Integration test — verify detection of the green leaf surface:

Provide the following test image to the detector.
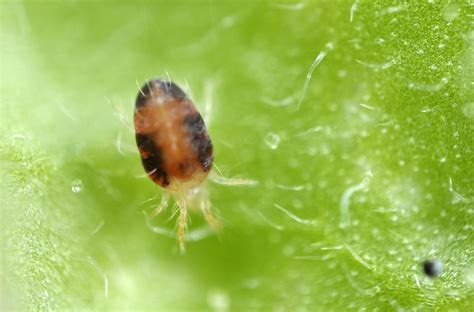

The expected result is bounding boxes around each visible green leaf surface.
[1,0,473,310]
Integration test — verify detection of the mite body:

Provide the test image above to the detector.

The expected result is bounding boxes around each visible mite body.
[134,79,217,252]
[134,79,213,191]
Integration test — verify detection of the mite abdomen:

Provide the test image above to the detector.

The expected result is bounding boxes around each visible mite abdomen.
[134,79,213,191]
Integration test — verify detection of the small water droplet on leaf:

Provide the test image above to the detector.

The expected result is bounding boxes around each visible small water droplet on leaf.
[71,179,83,193]
[265,132,280,150]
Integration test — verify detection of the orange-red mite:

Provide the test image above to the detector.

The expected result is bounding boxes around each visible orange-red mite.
[134,79,213,191]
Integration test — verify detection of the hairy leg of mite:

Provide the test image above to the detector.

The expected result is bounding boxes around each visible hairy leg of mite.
[177,198,187,253]
[200,198,221,231]
[208,171,258,187]
[149,192,170,219]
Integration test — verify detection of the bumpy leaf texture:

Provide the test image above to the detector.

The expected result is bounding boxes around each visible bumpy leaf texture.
[1,0,473,310]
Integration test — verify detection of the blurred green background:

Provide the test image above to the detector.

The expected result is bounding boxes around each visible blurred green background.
[1,0,473,310]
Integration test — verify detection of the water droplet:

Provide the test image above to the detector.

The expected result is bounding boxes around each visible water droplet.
[71,179,83,193]
[264,132,280,150]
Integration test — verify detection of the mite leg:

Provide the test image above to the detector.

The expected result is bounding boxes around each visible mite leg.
[149,192,170,219]
[208,170,258,187]
[177,198,188,253]
[200,198,221,231]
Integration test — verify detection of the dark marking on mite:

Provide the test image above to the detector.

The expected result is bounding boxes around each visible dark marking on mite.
[135,79,188,110]
[183,114,213,172]
[135,133,169,186]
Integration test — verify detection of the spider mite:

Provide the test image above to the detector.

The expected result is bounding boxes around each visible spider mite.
[134,78,219,252]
